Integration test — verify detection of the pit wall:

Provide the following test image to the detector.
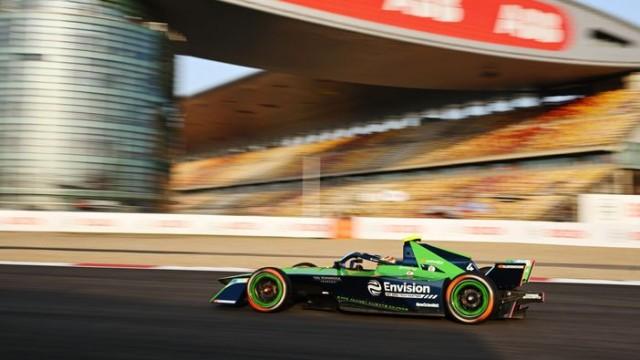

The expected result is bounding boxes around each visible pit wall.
[0,211,637,249]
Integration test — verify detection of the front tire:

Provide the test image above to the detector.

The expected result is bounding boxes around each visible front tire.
[246,267,291,313]
[445,273,496,324]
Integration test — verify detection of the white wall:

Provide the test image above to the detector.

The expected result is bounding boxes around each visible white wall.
[351,217,639,248]
[0,211,637,248]
[578,194,640,223]
[0,211,335,238]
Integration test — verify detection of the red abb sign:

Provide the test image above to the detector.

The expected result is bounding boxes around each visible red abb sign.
[280,0,571,50]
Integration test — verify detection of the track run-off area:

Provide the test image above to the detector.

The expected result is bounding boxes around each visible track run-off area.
[1,265,639,360]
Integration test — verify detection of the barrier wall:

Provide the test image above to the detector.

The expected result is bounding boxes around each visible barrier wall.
[0,211,637,248]
[351,217,640,248]
[578,194,640,223]
[0,211,335,238]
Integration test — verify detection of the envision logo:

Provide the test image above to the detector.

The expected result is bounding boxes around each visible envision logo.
[368,280,433,298]
[367,280,382,296]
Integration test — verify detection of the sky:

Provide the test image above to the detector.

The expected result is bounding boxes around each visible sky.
[173,0,640,97]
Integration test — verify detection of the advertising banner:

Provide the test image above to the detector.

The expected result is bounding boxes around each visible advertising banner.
[280,0,571,50]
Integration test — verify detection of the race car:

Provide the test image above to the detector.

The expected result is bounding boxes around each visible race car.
[210,237,544,324]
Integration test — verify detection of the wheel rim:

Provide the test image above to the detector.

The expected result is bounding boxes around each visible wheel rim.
[249,272,284,309]
[451,279,490,318]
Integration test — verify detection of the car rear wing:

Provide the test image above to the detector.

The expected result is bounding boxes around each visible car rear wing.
[485,260,535,290]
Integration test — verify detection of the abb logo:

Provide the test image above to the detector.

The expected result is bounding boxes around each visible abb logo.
[494,4,565,43]
[280,0,571,50]
[3,216,42,225]
[627,204,640,218]
[219,222,259,230]
[155,220,189,228]
[291,223,329,232]
[545,229,585,239]
[465,226,504,235]
[383,0,464,23]
[383,224,423,233]
[76,218,114,227]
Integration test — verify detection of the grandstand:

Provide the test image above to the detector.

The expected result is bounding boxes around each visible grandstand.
[171,83,640,221]
[163,0,640,222]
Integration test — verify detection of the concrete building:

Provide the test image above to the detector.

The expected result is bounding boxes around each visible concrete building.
[0,0,176,211]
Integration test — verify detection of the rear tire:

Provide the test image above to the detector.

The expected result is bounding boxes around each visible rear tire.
[246,267,291,313]
[445,273,496,324]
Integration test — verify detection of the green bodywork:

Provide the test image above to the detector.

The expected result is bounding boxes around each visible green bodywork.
[282,239,466,281]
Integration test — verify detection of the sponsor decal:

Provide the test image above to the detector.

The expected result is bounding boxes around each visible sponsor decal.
[545,229,585,239]
[424,260,444,265]
[522,293,543,300]
[155,219,189,228]
[337,296,409,312]
[382,224,422,233]
[280,0,571,50]
[313,276,342,284]
[497,264,525,269]
[76,218,114,227]
[291,223,329,231]
[626,204,640,218]
[416,302,439,308]
[3,216,42,225]
[368,280,434,299]
[218,222,259,230]
[384,281,431,298]
[368,280,383,296]
[465,226,504,235]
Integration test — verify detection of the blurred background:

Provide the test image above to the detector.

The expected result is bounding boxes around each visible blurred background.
[1,2,639,359]
[0,0,638,222]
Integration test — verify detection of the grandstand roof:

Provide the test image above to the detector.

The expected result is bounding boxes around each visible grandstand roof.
[179,72,501,153]
[148,0,640,90]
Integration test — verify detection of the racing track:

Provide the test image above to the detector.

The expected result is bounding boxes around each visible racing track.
[1,265,638,360]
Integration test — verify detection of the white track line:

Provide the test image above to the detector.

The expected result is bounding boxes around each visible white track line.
[0,260,637,286]
[0,260,76,268]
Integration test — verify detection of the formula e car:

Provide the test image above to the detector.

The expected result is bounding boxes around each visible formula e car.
[210,237,544,324]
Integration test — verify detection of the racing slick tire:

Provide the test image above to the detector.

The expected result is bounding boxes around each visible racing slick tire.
[445,273,497,324]
[246,267,292,313]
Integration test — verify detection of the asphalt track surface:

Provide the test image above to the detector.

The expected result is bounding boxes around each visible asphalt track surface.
[1,266,639,360]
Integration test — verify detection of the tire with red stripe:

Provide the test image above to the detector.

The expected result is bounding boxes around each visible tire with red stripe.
[246,267,292,313]
[445,273,497,324]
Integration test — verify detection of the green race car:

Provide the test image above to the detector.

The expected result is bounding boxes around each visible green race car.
[211,236,544,324]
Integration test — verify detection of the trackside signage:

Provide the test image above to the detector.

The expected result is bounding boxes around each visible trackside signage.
[279,0,571,51]
[578,194,640,223]
[0,211,638,248]
[0,211,335,238]
[352,217,640,248]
